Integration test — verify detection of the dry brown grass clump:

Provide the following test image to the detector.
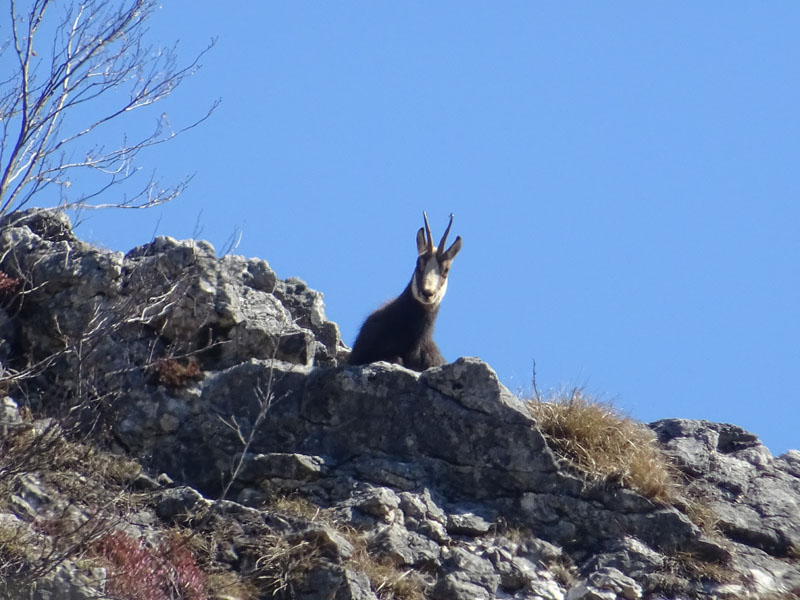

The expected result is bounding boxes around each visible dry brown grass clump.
[245,531,321,598]
[269,494,325,522]
[346,534,429,600]
[0,421,143,510]
[186,495,431,600]
[261,495,429,599]
[526,389,680,504]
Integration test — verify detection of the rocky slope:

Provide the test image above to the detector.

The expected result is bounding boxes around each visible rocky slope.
[0,209,798,600]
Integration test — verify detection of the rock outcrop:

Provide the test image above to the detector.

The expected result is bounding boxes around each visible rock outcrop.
[0,209,798,600]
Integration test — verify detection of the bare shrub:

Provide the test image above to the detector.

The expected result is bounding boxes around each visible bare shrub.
[0,0,218,218]
[0,414,149,591]
[0,420,65,484]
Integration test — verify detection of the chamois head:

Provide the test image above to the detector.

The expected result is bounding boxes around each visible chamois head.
[411,212,462,307]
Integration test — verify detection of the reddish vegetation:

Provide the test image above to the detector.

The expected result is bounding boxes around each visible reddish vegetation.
[153,357,203,390]
[0,270,19,296]
[93,531,206,600]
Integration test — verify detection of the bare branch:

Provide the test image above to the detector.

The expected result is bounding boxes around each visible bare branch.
[0,0,216,219]
[216,321,296,506]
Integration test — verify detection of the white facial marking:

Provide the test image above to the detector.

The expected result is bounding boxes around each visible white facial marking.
[412,254,448,305]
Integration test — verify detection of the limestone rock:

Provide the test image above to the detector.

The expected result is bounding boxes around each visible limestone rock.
[567,567,642,600]
[369,522,441,566]
[1,210,799,600]
[447,510,493,536]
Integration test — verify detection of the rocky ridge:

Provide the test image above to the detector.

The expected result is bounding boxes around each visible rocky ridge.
[0,209,798,600]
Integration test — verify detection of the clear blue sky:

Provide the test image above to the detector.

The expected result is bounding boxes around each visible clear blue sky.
[71,4,798,455]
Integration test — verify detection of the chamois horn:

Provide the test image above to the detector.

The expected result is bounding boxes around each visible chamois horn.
[422,211,434,254]
[437,213,455,257]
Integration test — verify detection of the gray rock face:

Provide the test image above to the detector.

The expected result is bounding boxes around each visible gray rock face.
[1,210,799,600]
[566,567,642,600]
[0,396,22,430]
[6,561,108,600]
[652,418,800,596]
[0,210,344,379]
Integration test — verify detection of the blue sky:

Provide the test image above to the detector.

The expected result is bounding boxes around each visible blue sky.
[64,4,798,455]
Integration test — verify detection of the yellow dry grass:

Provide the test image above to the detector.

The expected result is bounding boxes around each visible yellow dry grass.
[347,534,428,600]
[526,389,680,504]
[263,494,428,600]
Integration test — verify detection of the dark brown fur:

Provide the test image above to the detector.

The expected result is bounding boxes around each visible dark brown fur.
[348,280,445,371]
[348,212,461,372]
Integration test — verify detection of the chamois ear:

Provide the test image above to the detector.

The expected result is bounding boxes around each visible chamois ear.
[444,236,462,261]
[416,227,428,256]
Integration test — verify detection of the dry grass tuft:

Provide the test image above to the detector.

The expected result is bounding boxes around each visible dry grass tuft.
[527,389,680,504]
[665,550,746,595]
[205,570,258,600]
[346,532,429,600]
[250,532,321,597]
[0,422,145,513]
[788,543,800,560]
[0,517,35,576]
[170,523,259,600]
[262,495,429,599]
[673,485,720,534]
[269,494,325,522]
[359,559,428,600]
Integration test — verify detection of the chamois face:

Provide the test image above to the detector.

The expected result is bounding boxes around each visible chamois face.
[411,252,451,305]
[411,213,462,306]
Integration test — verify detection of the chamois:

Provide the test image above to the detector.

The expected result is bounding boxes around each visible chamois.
[349,212,462,371]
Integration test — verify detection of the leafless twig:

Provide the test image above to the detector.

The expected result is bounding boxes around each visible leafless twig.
[0,0,218,219]
[531,358,542,402]
[218,352,281,504]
